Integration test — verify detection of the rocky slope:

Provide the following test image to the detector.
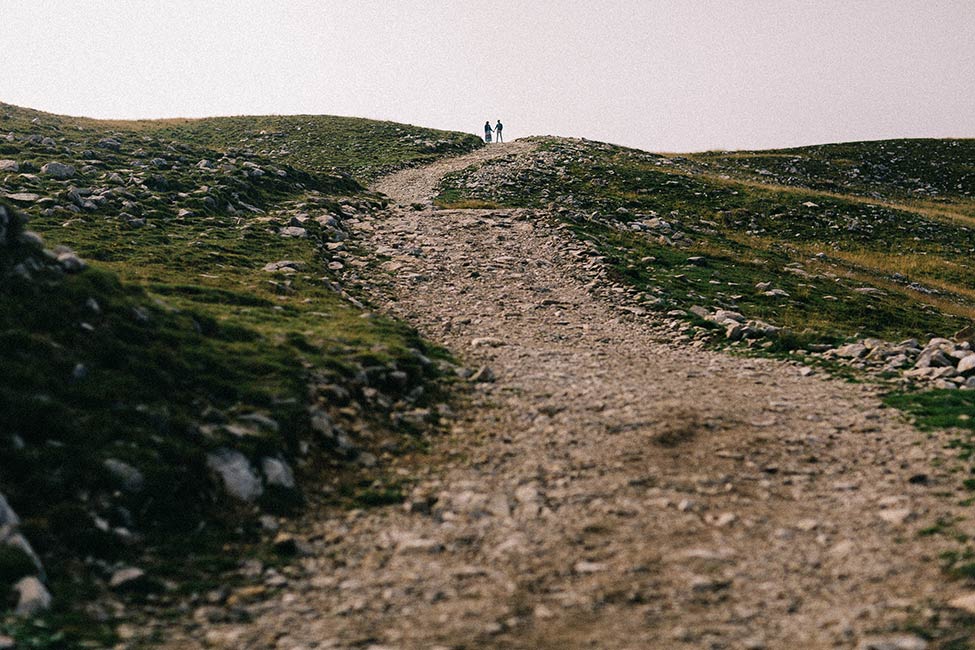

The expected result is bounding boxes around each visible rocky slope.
[0,104,479,647]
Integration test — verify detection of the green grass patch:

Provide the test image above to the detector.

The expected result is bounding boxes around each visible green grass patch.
[886,391,975,432]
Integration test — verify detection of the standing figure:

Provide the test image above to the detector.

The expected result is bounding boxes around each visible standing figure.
[495,120,504,143]
[484,121,493,143]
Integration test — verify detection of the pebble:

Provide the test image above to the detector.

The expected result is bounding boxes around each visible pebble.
[109,567,147,590]
[878,508,913,525]
[856,635,927,650]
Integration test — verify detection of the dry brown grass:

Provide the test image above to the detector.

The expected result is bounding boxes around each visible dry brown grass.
[436,198,502,210]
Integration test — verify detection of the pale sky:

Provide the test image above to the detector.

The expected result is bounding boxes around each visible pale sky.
[2,0,973,152]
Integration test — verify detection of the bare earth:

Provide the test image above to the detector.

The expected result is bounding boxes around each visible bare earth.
[169,143,973,649]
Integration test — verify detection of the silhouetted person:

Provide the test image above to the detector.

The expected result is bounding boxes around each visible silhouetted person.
[495,120,504,143]
[484,121,492,143]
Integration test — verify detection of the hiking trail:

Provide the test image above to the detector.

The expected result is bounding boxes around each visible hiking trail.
[168,142,970,650]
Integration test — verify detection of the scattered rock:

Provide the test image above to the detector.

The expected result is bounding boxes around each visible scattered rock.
[109,567,148,591]
[856,635,927,650]
[4,192,39,203]
[279,226,308,238]
[13,576,52,617]
[958,355,975,375]
[206,448,264,502]
[40,162,75,179]
[103,458,145,494]
[573,561,607,573]
[471,337,504,348]
[263,260,304,272]
[56,251,87,273]
[878,508,913,525]
[273,533,299,556]
[469,366,496,383]
[261,457,296,489]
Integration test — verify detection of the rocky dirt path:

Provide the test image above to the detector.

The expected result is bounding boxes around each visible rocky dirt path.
[172,143,972,650]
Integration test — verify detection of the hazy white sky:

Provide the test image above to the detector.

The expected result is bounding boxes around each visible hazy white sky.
[2,1,973,151]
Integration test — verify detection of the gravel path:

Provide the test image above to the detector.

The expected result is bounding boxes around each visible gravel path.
[172,143,972,650]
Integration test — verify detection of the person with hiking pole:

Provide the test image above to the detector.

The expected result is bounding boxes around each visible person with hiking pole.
[495,119,504,143]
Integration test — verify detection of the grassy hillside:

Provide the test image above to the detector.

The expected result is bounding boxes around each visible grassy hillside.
[437,136,975,347]
[0,103,477,646]
[0,103,483,182]
[685,138,975,211]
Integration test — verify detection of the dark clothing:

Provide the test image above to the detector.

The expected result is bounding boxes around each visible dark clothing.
[495,121,504,143]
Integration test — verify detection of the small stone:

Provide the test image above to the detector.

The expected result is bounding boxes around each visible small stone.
[0,635,15,649]
[690,576,731,593]
[713,512,737,527]
[471,337,503,348]
[57,251,87,273]
[0,159,19,172]
[273,533,299,556]
[206,448,263,501]
[396,537,442,554]
[834,343,868,359]
[109,567,147,591]
[279,226,307,238]
[725,323,743,341]
[856,634,927,650]
[469,366,495,383]
[947,592,975,614]
[96,138,121,151]
[878,508,913,525]
[4,192,39,203]
[261,457,295,489]
[573,560,607,573]
[103,458,145,493]
[262,260,303,272]
[13,576,52,616]
[40,162,75,179]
